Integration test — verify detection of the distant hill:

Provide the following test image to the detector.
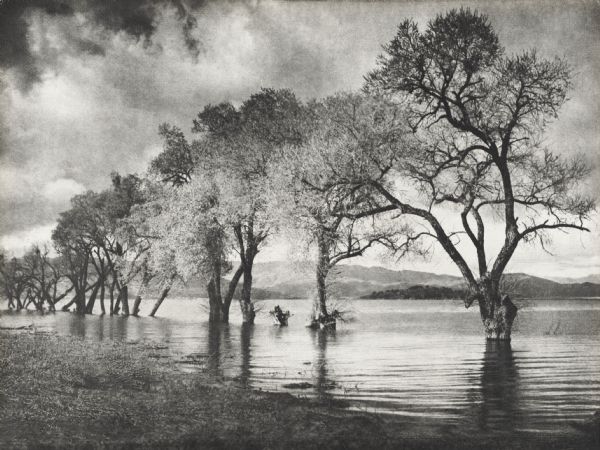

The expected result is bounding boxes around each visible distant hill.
[361,272,600,300]
[169,262,600,300]
[549,274,600,284]
[247,262,464,299]
[500,273,600,299]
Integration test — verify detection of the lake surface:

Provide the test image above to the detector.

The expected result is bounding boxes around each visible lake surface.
[2,298,599,434]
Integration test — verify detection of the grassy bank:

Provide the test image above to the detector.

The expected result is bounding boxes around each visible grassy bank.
[0,330,596,449]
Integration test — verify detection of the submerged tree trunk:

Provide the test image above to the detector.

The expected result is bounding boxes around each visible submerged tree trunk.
[99,280,106,315]
[207,258,227,323]
[224,264,243,323]
[85,282,100,314]
[109,276,117,315]
[113,289,121,315]
[132,272,151,317]
[62,295,77,311]
[75,289,86,315]
[232,219,265,325]
[120,285,129,316]
[131,293,142,316]
[207,277,225,322]
[309,232,335,330]
[470,276,518,341]
[149,285,171,317]
[240,260,255,324]
[482,294,517,340]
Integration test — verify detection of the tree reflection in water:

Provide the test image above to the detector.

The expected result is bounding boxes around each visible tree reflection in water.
[477,340,521,432]
[312,329,337,402]
[239,323,254,387]
[206,321,232,379]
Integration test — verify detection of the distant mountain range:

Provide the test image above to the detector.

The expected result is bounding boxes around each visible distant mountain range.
[171,262,600,300]
[549,274,600,284]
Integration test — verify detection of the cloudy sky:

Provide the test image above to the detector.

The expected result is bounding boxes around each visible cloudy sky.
[0,0,598,278]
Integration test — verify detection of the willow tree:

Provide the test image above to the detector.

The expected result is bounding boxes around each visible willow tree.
[351,9,595,340]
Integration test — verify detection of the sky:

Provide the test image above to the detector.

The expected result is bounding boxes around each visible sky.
[0,0,598,278]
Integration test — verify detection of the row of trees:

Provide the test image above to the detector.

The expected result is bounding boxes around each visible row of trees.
[1,9,594,340]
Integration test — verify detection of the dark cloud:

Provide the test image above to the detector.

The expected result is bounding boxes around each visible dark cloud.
[0,0,204,91]
[0,0,72,90]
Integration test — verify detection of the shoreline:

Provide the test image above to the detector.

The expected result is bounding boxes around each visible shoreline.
[0,329,597,449]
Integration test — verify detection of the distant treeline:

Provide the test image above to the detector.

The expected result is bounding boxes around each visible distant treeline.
[361,285,467,300]
[361,282,600,300]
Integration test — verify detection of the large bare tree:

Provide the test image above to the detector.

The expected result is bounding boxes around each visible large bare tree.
[336,9,594,340]
[271,93,413,328]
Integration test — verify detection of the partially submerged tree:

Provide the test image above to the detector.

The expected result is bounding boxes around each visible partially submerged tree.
[0,251,29,310]
[192,88,305,323]
[144,176,240,322]
[150,89,305,323]
[272,93,414,329]
[50,174,148,316]
[20,245,71,311]
[126,180,181,318]
[349,8,596,340]
[52,198,96,315]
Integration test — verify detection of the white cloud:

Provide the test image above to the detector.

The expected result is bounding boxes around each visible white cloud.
[42,178,86,202]
[0,223,55,256]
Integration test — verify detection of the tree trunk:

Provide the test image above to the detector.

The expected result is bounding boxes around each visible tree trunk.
[309,232,335,330]
[206,260,231,323]
[132,294,142,316]
[120,285,129,316]
[99,280,106,315]
[149,286,171,317]
[240,261,255,324]
[61,293,78,311]
[15,295,23,311]
[207,277,225,323]
[75,288,86,315]
[224,264,243,323]
[475,277,518,341]
[109,276,117,315]
[85,282,100,314]
[114,289,121,315]
[132,275,150,317]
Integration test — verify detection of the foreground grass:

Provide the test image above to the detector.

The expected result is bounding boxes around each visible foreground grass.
[0,330,596,449]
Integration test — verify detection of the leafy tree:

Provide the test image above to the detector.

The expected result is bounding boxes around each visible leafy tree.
[143,175,240,322]
[52,196,97,314]
[51,174,147,315]
[271,93,415,328]
[192,88,306,322]
[347,8,596,340]
[149,88,306,323]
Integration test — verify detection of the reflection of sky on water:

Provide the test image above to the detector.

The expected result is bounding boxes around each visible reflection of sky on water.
[1,298,599,433]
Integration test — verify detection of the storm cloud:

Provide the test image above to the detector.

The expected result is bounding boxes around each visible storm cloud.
[0,0,204,91]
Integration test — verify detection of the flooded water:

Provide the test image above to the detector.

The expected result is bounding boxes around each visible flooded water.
[2,298,599,434]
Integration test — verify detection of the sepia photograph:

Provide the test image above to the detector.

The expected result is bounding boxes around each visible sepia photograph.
[0,0,599,448]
